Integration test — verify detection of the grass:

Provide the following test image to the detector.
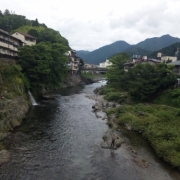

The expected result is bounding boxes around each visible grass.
[107,103,180,168]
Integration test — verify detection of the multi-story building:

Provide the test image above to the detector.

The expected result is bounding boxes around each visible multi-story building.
[12,32,36,46]
[68,50,80,74]
[0,29,23,59]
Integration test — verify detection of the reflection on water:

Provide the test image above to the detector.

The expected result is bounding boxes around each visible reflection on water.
[0,81,179,180]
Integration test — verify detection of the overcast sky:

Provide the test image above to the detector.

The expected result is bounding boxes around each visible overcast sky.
[1,0,180,51]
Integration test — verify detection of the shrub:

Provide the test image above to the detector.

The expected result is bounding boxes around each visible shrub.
[99,87,117,95]
[104,92,120,101]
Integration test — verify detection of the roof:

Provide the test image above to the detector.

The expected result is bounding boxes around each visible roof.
[16,32,36,39]
[167,61,180,66]
[0,29,23,43]
[0,29,9,35]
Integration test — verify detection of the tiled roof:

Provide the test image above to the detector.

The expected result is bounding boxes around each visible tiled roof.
[17,32,36,39]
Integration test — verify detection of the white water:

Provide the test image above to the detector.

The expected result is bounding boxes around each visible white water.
[28,91,38,106]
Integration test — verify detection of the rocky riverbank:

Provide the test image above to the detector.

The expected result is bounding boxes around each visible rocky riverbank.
[86,93,151,168]
[86,92,123,149]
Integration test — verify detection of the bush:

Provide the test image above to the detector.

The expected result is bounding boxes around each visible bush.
[155,88,180,108]
[99,87,117,95]
[104,92,120,101]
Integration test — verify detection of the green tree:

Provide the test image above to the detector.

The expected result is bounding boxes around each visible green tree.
[79,58,85,67]
[0,10,3,16]
[4,9,10,15]
[118,63,177,101]
[37,28,69,46]
[32,18,39,26]
[17,42,69,91]
[106,53,130,89]
[28,29,39,38]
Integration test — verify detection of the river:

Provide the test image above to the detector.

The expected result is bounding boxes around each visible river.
[0,81,179,180]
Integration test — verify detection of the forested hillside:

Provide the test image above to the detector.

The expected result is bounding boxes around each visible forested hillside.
[0,9,69,47]
[0,9,70,95]
[149,42,180,59]
[136,34,180,51]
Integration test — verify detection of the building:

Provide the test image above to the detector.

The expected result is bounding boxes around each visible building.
[99,59,112,68]
[157,52,177,63]
[12,32,36,46]
[0,29,23,59]
[124,58,160,72]
[68,50,81,74]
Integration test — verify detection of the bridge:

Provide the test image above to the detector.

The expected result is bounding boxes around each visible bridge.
[80,67,108,73]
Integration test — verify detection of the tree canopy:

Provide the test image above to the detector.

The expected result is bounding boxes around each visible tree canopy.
[106,53,177,102]
[17,42,69,91]
[0,9,47,32]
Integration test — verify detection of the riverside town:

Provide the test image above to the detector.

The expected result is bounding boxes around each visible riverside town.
[0,7,180,180]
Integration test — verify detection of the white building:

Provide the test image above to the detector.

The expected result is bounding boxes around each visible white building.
[0,29,23,58]
[99,59,112,68]
[157,52,177,63]
[12,32,36,46]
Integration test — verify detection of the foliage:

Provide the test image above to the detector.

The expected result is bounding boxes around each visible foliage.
[0,10,47,32]
[36,28,69,46]
[106,53,177,102]
[17,42,69,91]
[14,25,45,34]
[79,58,85,67]
[106,52,130,89]
[99,86,117,95]
[14,25,69,47]
[104,92,120,101]
[0,61,25,96]
[81,72,94,79]
[154,88,180,108]
[108,104,180,167]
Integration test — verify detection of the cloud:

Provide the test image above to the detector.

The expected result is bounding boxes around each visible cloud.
[1,0,180,51]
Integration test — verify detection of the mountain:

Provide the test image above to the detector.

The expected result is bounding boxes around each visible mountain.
[77,41,130,65]
[77,34,180,65]
[123,45,152,57]
[148,42,180,60]
[76,50,90,60]
[136,34,180,52]
[77,34,180,64]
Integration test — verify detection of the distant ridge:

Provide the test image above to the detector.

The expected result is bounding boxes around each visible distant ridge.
[77,34,180,65]
[77,40,130,64]
[149,42,180,60]
[136,34,180,51]
[76,50,90,60]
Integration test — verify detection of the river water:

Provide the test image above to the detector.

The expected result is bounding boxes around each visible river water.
[0,81,180,180]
